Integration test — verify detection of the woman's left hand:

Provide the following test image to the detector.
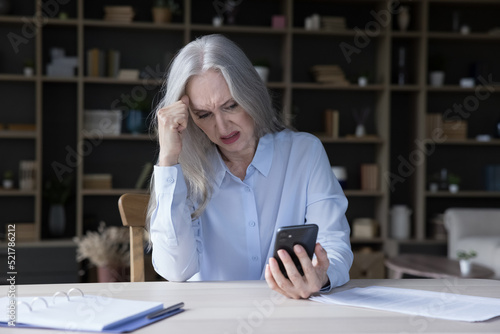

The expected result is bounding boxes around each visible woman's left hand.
[265,243,329,299]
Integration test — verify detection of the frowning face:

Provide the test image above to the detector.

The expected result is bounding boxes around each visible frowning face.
[186,69,257,160]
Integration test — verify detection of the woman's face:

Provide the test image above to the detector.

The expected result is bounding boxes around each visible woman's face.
[186,69,257,159]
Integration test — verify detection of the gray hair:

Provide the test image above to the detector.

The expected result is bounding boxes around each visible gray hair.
[147,34,285,230]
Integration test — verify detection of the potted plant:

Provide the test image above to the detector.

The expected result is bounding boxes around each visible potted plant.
[152,0,180,24]
[74,221,130,282]
[2,170,14,189]
[457,250,477,276]
[448,173,461,193]
[44,175,73,237]
[23,58,34,77]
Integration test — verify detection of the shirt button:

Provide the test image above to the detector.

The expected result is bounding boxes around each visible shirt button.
[245,187,251,192]
[166,177,174,184]
[251,256,259,261]
[249,221,256,227]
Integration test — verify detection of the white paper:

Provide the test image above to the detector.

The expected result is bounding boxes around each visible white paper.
[310,286,500,322]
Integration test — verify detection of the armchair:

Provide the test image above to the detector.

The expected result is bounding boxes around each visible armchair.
[444,208,500,278]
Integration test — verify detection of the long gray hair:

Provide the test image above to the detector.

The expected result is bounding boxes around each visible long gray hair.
[147,34,285,230]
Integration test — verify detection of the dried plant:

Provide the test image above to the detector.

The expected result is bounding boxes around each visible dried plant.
[74,221,130,268]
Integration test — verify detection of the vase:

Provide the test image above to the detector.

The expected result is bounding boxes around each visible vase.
[429,71,445,87]
[355,124,366,137]
[97,265,129,282]
[49,204,66,237]
[397,6,410,32]
[152,7,172,24]
[126,110,144,134]
[448,184,459,193]
[459,259,472,276]
[390,205,412,239]
[254,66,269,83]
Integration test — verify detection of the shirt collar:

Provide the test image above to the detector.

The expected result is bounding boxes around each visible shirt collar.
[212,132,274,187]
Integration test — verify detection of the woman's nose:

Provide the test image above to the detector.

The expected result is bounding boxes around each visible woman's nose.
[215,113,229,133]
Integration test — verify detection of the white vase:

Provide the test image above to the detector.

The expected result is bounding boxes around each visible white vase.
[459,259,472,276]
[254,66,269,83]
[429,71,445,86]
[390,205,412,239]
[449,183,459,193]
[355,124,366,137]
[49,204,66,237]
[398,6,410,32]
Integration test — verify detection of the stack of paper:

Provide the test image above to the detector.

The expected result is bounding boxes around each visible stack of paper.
[311,286,500,322]
[321,16,346,31]
[311,65,349,85]
[104,6,135,23]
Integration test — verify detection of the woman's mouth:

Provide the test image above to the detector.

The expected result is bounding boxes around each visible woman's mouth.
[220,131,240,145]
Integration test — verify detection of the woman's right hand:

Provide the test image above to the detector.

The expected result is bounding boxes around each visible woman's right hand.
[157,95,190,166]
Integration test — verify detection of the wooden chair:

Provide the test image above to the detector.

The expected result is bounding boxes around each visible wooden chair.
[118,193,150,282]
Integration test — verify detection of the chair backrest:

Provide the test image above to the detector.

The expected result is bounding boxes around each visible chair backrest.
[118,193,150,282]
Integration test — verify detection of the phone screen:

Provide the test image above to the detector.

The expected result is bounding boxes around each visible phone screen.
[272,224,318,278]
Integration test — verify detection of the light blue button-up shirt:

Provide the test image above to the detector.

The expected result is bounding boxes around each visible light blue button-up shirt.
[150,130,353,290]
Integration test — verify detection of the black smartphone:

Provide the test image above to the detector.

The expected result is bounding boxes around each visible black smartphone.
[272,224,318,278]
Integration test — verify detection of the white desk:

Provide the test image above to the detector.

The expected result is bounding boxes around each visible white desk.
[2,279,500,333]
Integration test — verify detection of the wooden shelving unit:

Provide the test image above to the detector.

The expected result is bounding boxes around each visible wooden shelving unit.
[1,0,499,282]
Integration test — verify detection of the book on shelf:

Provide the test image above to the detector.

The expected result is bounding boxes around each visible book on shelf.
[360,164,379,191]
[87,48,121,78]
[83,174,113,189]
[324,109,339,138]
[311,65,350,85]
[485,165,500,191]
[103,6,135,23]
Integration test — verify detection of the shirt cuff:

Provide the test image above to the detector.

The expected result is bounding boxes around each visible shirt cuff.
[154,164,185,194]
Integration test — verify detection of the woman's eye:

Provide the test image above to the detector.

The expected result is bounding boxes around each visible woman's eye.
[198,112,211,119]
[226,103,238,110]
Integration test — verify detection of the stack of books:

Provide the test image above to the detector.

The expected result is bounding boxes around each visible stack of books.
[7,223,36,242]
[321,16,346,31]
[311,65,349,85]
[104,6,135,23]
[83,174,113,189]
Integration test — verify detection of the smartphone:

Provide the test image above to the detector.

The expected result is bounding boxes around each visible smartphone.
[272,224,318,278]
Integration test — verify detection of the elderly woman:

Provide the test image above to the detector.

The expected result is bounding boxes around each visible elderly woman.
[148,34,352,299]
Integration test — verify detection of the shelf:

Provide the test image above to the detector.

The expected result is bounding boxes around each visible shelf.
[351,238,384,244]
[42,76,79,83]
[344,190,384,197]
[292,28,386,38]
[391,31,421,39]
[83,77,162,86]
[0,131,37,139]
[292,83,384,91]
[317,135,383,144]
[428,32,500,41]
[0,15,26,24]
[81,189,149,196]
[191,24,286,35]
[390,84,420,92]
[0,74,36,82]
[426,85,500,93]
[45,18,79,26]
[0,189,37,196]
[426,191,500,198]
[422,139,500,146]
[83,19,185,31]
[83,134,155,141]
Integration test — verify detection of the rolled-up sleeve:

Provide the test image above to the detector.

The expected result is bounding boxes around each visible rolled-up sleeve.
[150,165,201,281]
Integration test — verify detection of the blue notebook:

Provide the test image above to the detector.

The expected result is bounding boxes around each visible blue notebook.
[0,288,184,332]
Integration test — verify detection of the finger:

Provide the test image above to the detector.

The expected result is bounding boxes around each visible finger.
[267,259,295,299]
[180,95,190,107]
[278,249,304,286]
[314,243,330,272]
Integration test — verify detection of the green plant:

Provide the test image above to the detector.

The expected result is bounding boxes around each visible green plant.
[153,0,180,14]
[24,58,34,68]
[457,250,477,260]
[44,175,73,204]
[448,173,461,185]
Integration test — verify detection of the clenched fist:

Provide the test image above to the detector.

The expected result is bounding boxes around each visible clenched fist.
[157,95,190,166]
